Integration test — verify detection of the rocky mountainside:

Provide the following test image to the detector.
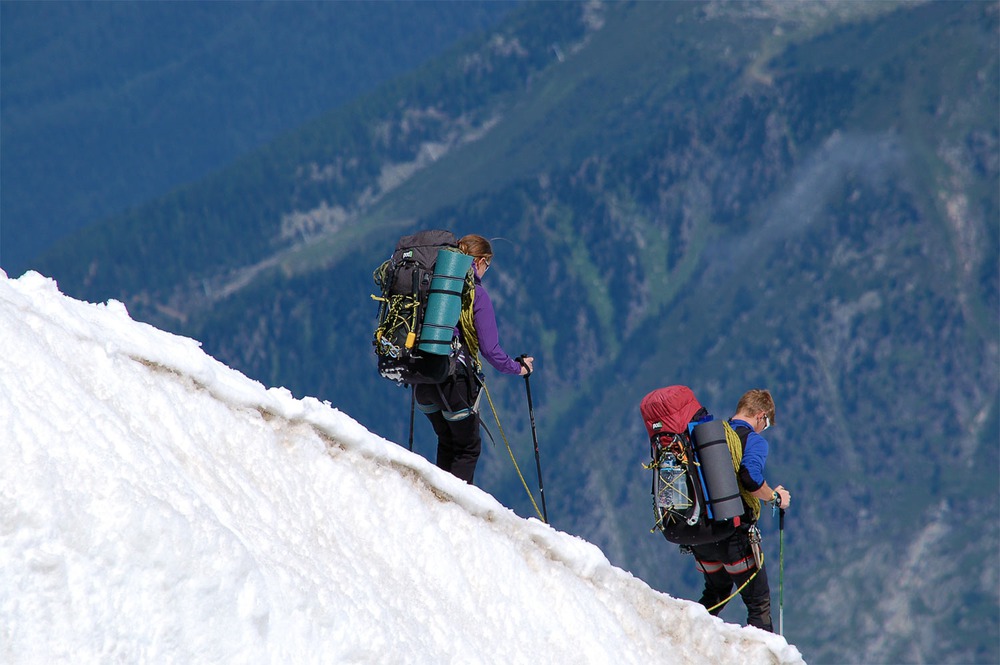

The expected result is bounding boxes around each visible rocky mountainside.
[35,2,999,662]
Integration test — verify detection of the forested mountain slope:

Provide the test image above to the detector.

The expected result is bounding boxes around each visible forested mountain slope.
[1,1,516,274]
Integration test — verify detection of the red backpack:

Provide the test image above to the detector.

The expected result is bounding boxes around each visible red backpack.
[640,386,745,546]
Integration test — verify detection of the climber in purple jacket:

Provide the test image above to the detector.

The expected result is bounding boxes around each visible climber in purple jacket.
[415,234,533,483]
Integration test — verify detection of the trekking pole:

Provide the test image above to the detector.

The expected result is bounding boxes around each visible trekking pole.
[778,507,786,636]
[408,385,415,452]
[517,355,548,524]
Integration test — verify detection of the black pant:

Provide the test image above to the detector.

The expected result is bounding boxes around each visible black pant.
[690,526,773,632]
[414,366,481,483]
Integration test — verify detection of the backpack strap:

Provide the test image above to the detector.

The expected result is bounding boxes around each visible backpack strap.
[733,424,750,454]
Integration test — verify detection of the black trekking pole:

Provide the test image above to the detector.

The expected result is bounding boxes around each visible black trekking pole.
[778,507,786,636]
[517,355,548,524]
[408,385,415,452]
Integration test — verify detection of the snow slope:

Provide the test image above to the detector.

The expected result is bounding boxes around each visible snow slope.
[0,271,804,664]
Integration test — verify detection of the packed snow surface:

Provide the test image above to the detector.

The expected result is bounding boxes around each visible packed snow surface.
[0,271,804,664]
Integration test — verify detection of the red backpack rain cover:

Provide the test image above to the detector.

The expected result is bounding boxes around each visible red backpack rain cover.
[640,385,703,438]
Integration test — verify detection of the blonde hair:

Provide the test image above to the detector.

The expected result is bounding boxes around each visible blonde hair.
[458,234,493,261]
[736,389,775,425]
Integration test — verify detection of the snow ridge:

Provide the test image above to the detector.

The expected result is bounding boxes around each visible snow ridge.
[0,271,803,664]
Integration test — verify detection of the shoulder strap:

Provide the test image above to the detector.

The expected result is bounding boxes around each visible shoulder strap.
[733,424,751,455]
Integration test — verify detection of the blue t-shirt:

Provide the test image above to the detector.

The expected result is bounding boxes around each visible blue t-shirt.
[730,418,769,490]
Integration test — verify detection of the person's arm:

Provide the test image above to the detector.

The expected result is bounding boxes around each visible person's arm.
[473,285,524,375]
[739,430,791,509]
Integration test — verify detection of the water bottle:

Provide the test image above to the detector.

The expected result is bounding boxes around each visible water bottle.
[657,452,690,511]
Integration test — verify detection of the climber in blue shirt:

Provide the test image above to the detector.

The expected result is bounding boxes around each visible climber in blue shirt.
[689,389,791,632]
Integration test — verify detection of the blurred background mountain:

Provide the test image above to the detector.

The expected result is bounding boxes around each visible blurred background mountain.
[9,2,999,663]
[1,0,516,274]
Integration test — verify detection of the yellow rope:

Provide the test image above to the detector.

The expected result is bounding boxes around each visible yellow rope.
[482,381,545,522]
[723,421,760,522]
[457,270,481,372]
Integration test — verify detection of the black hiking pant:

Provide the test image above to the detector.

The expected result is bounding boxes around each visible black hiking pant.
[690,526,773,632]
[415,364,481,484]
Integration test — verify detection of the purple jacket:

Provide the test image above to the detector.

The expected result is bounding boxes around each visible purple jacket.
[468,275,521,375]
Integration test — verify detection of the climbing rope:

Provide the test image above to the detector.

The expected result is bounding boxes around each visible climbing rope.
[704,552,764,613]
[481,381,545,522]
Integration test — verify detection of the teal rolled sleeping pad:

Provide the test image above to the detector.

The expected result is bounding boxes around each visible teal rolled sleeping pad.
[418,249,473,355]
